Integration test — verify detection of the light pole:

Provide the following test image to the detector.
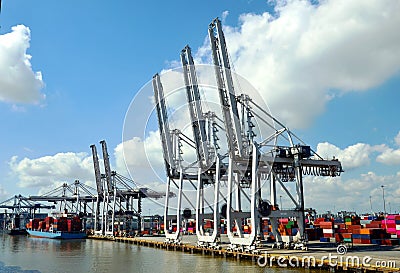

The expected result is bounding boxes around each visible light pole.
[280,195,282,210]
[381,185,386,216]
[369,195,373,214]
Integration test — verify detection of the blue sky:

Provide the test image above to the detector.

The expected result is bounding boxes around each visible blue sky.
[1,0,400,214]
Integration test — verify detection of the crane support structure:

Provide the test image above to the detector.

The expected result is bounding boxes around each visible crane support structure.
[100,140,113,193]
[180,45,211,169]
[152,74,177,178]
[90,144,104,196]
[90,144,103,233]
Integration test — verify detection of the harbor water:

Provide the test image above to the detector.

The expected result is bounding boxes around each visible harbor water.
[0,234,309,273]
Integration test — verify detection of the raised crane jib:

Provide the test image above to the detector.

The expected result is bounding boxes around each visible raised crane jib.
[152,73,177,177]
[208,17,243,158]
[100,140,113,192]
[181,45,211,169]
[90,144,104,195]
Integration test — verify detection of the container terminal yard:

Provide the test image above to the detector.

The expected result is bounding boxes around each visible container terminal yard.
[1,17,399,272]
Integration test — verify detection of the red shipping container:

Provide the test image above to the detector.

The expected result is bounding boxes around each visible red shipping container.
[366,223,381,228]
[342,233,352,239]
[279,218,289,224]
[45,217,54,224]
[336,228,348,233]
[67,220,72,232]
[31,219,40,230]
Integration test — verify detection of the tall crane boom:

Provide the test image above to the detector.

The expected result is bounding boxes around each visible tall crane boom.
[152,73,177,177]
[181,45,211,169]
[90,144,104,195]
[208,18,244,158]
[100,140,113,192]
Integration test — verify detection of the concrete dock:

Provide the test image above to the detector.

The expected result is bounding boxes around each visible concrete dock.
[89,235,400,272]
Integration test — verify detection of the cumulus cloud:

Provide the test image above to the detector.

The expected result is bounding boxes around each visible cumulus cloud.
[304,171,400,213]
[115,132,164,174]
[9,152,94,194]
[0,25,45,104]
[317,131,400,168]
[194,0,400,128]
[376,132,400,165]
[376,148,400,165]
[376,131,400,165]
[114,131,171,188]
[316,142,374,170]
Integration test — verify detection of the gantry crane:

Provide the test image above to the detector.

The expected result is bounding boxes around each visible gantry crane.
[181,45,226,248]
[152,73,203,243]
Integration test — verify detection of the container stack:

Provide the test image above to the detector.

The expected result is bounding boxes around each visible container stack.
[333,219,352,244]
[379,215,400,245]
[185,220,195,234]
[276,218,299,237]
[261,219,270,237]
[26,219,40,230]
[56,217,68,232]
[44,217,53,231]
[320,220,334,242]
[314,218,334,242]
[352,228,387,244]
[397,215,400,238]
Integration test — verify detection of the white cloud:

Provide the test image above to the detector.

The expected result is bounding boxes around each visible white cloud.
[375,132,400,165]
[115,132,166,184]
[304,171,400,213]
[376,148,400,165]
[195,0,400,128]
[0,25,45,104]
[9,152,94,194]
[316,142,375,170]
[115,132,163,172]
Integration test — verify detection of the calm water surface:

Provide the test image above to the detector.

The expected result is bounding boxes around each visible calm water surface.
[1,234,311,273]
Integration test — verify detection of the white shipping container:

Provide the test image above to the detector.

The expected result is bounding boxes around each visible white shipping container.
[323,228,334,234]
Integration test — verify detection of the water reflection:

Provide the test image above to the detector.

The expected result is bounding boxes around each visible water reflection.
[1,235,313,273]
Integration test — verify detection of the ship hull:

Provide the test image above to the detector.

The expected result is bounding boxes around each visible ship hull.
[27,229,86,239]
[8,229,28,235]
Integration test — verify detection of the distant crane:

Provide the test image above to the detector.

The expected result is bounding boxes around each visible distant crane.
[90,140,167,237]
[0,195,55,231]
